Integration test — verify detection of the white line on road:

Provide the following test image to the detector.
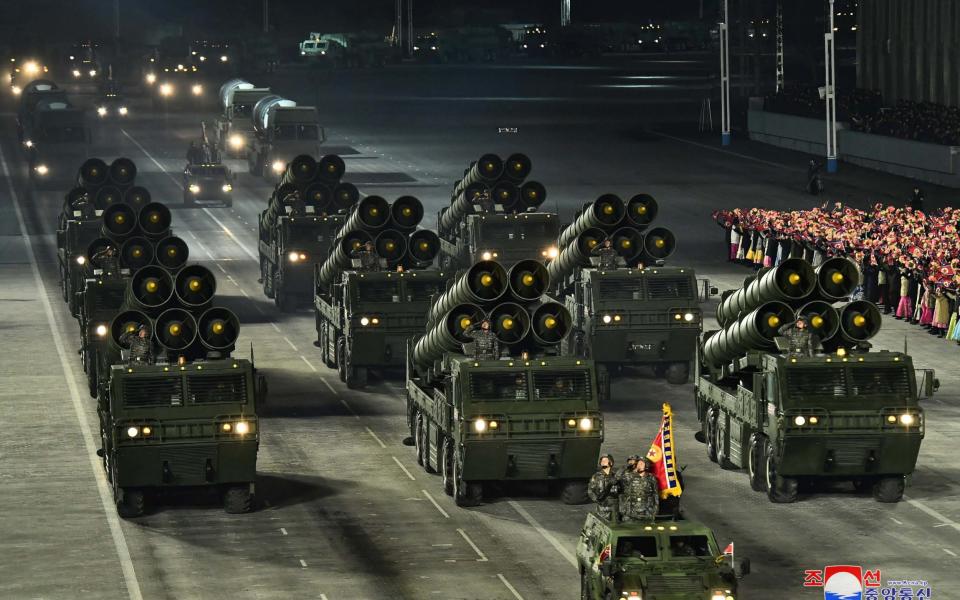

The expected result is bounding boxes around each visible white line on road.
[238,288,249,298]
[890,517,904,525]
[422,489,449,519]
[300,355,317,372]
[392,456,416,481]
[365,426,387,448]
[322,378,339,395]
[457,529,489,562]
[270,323,281,332]
[280,528,288,536]
[284,336,298,351]
[339,399,357,418]
[497,574,525,600]
[905,497,960,532]
[320,595,329,600]
[944,548,958,558]
[299,559,308,568]
[1,147,143,600]
[226,275,239,286]
[507,500,578,568]
[214,263,227,274]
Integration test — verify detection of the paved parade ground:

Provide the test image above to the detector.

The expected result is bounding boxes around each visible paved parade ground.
[2,56,959,599]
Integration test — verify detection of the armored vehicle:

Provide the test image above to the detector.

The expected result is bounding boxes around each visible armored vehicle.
[215,79,272,158]
[406,259,602,506]
[548,194,699,396]
[696,257,934,503]
[247,95,326,182]
[258,154,358,310]
[17,82,91,188]
[183,163,234,207]
[314,194,442,388]
[437,153,558,271]
[578,512,748,600]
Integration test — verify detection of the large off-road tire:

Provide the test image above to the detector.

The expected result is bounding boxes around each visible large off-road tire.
[715,412,734,469]
[263,264,275,299]
[336,337,347,383]
[453,453,482,507]
[441,437,455,496]
[418,416,436,474]
[873,476,905,503]
[705,407,718,463]
[561,480,590,505]
[224,485,254,514]
[117,488,145,519]
[747,434,768,492]
[86,357,98,399]
[764,439,798,503]
[414,413,425,467]
[346,365,368,390]
[666,362,690,385]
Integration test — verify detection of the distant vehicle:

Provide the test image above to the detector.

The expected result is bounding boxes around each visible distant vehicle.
[299,32,397,68]
[247,95,325,182]
[95,85,129,119]
[577,511,749,599]
[17,81,91,188]
[299,33,335,58]
[183,163,234,207]
[66,41,102,80]
[7,57,50,95]
[215,79,272,158]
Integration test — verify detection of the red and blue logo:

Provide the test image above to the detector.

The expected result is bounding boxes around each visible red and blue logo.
[823,566,864,600]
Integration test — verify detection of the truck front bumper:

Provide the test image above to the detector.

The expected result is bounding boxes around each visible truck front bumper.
[461,436,601,481]
[778,433,923,477]
[114,440,258,487]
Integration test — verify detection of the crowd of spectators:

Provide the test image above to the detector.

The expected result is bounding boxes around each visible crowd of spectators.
[714,202,960,339]
[763,86,960,146]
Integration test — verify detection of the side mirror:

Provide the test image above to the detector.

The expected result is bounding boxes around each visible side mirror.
[710,286,719,296]
[735,557,751,578]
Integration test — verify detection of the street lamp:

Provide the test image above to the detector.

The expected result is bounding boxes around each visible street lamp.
[824,0,839,172]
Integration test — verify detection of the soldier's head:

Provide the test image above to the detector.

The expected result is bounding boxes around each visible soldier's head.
[637,457,653,473]
[602,239,612,249]
[364,241,374,251]
[137,324,150,339]
[627,454,640,468]
[396,265,404,273]
[796,317,808,331]
[481,319,490,331]
[599,454,614,471]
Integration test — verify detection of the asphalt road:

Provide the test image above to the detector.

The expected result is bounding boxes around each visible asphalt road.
[1,57,959,599]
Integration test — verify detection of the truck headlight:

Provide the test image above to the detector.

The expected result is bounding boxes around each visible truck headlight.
[89,69,97,77]
[579,417,593,431]
[189,184,200,194]
[480,250,498,261]
[97,106,108,116]
[11,85,22,95]
[794,416,806,426]
[159,83,173,96]
[23,61,39,74]
[191,84,203,96]
[23,140,33,148]
[541,246,559,259]
[900,414,915,426]
[222,184,233,193]
[473,419,487,433]
[272,160,285,173]
[72,69,81,78]
[118,106,128,116]
[602,314,612,324]
[35,164,49,175]
[683,312,695,322]
[360,316,370,326]
[220,55,229,62]
[126,426,139,438]
[288,251,306,262]
[145,73,156,84]
[235,421,249,434]
[228,134,244,149]
[95,324,108,337]
[76,255,86,265]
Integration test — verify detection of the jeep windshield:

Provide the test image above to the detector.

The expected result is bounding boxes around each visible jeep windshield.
[615,535,659,559]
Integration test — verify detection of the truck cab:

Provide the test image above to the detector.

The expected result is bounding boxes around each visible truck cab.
[248,107,326,181]
[260,213,343,310]
[441,212,560,270]
[577,512,747,600]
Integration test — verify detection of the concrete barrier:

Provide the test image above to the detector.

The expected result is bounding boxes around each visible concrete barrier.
[747,106,960,188]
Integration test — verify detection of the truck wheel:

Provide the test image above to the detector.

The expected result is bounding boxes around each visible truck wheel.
[263,265,275,299]
[276,289,294,312]
[454,454,482,507]
[59,263,69,302]
[705,407,718,462]
[117,488,145,518]
[561,479,590,505]
[441,437,454,496]
[873,476,905,503]
[747,434,767,492]
[86,354,99,399]
[418,416,435,473]
[224,485,254,513]
[764,439,798,503]
[336,337,347,382]
[715,413,733,469]
[346,365,367,390]
[666,362,690,385]
[414,413,425,466]
[652,364,667,378]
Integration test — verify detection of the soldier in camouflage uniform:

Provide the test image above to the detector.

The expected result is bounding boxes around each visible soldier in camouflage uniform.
[778,316,817,357]
[352,241,381,272]
[463,319,500,360]
[91,245,120,276]
[588,454,619,519]
[120,324,154,364]
[619,457,659,522]
[592,239,622,270]
[616,454,640,489]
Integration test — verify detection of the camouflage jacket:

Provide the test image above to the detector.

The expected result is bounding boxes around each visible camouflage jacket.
[92,249,120,275]
[778,324,817,356]
[120,331,153,363]
[592,247,622,270]
[620,471,659,522]
[353,250,380,272]
[588,469,619,518]
[463,327,499,360]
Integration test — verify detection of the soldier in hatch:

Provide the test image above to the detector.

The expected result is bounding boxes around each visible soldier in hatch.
[620,457,659,522]
[588,454,619,520]
[352,241,381,272]
[463,319,499,360]
[120,324,154,364]
[778,316,817,357]
[592,239,622,270]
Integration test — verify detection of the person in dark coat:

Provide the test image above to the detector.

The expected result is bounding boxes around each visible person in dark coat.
[908,186,925,212]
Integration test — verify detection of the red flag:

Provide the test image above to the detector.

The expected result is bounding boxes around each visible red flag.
[646,403,682,499]
[723,542,734,556]
[598,544,611,564]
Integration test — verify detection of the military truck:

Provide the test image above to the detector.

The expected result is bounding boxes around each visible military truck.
[437,153,557,271]
[96,255,265,516]
[17,81,91,188]
[214,79,272,158]
[247,95,326,182]
[547,194,699,396]
[313,194,443,388]
[578,512,748,600]
[696,257,934,503]
[258,154,358,310]
[406,259,602,506]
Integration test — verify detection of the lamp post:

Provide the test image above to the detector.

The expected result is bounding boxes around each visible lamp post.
[824,0,838,172]
[720,0,731,146]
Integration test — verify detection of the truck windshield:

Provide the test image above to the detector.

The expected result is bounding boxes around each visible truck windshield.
[616,536,659,558]
[532,370,591,400]
[41,126,86,142]
[469,372,528,401]
[668,535,712,557]
[404,280,443,302]
[784,366,912,400]
[356,281,401,302]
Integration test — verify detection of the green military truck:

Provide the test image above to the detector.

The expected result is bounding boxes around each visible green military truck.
[98,357,264,517]
[549,194,699,395]
[313,193,442,388]
[578,512,748,600]
[696,257,935,503]
[437,152,557,271]
[258,154,357,311]
[406,259,602,506]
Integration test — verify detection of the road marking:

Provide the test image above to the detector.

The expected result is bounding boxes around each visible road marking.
[320,595,329,600]
[280,528,288,536]
[300,355,318,372]
[283,336,298,351]
[944,548,958,558]
[214,263,227,274]
[507,500,578,568]
[339,399,357,418]
[422,489,450,519]
[457,529,489,562]
[365,426,387,449]
[238,288,249,298]
[299,559,308,568]
[905,497,960,532]
[271,323,281,332]
[652,130,793,170]
[1,147,144,600]
[392,456,416,481]
[890,517,904,525]
[226,275,239,287]
[497,574,525,600]
[322,378,339,395]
